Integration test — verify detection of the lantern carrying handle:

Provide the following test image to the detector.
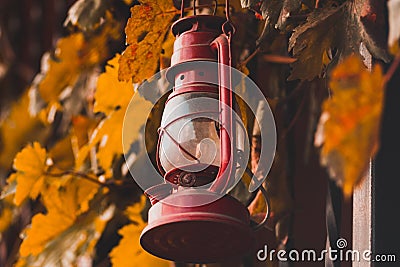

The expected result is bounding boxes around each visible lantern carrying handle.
[251,185,271,231]
[209,34,235,194]
[244,167,271,231]
[208,1,236,194]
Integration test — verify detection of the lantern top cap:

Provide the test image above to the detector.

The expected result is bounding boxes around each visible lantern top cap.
[171,15,226,37]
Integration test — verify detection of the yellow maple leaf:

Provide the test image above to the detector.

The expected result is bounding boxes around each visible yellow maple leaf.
[0,207,13,232]
[1,17,118,171]
[19,177,99,257]
[247,189,267,216]
[14,142,47,176]
[0,198,13,233]
[75,178,100,214]
[19,209,74,257]
[90,109,127,172]
[122,94,154,153]
[0,92,49,170]
[78,55,153,175]
[91,95,152,176]
[46,177,99,217]
[17,202,113,267]
[110,197,170,267]
[39,14,120,104]
[37,101,62,125]
[314,55,384,197]
[39,34,84,103]
[70,115,98,161]
[16,209,110,266]
[118,0,176,82]
[83,12,121,66]
[94,54,134,115]
[10,142,49,205]
[48,135,75,171]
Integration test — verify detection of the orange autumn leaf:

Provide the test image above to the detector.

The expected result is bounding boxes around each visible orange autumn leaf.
[118,0,176,82]
[109,197,170,267]
[314,55,384,197]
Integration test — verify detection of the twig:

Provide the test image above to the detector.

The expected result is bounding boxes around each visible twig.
[279,91,307,141]
[383,53,400,85]
[263,54,297,64]
[237,47,261,69]
[46,170,106,187]
[276,80,306,108]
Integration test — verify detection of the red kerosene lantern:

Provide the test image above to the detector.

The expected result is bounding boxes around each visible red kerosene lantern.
[139,1,270,263]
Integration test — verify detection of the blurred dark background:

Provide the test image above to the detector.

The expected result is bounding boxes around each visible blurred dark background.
[0,0,76,111]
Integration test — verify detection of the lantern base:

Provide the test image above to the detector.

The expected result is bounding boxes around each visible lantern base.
[140,190,255,263]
